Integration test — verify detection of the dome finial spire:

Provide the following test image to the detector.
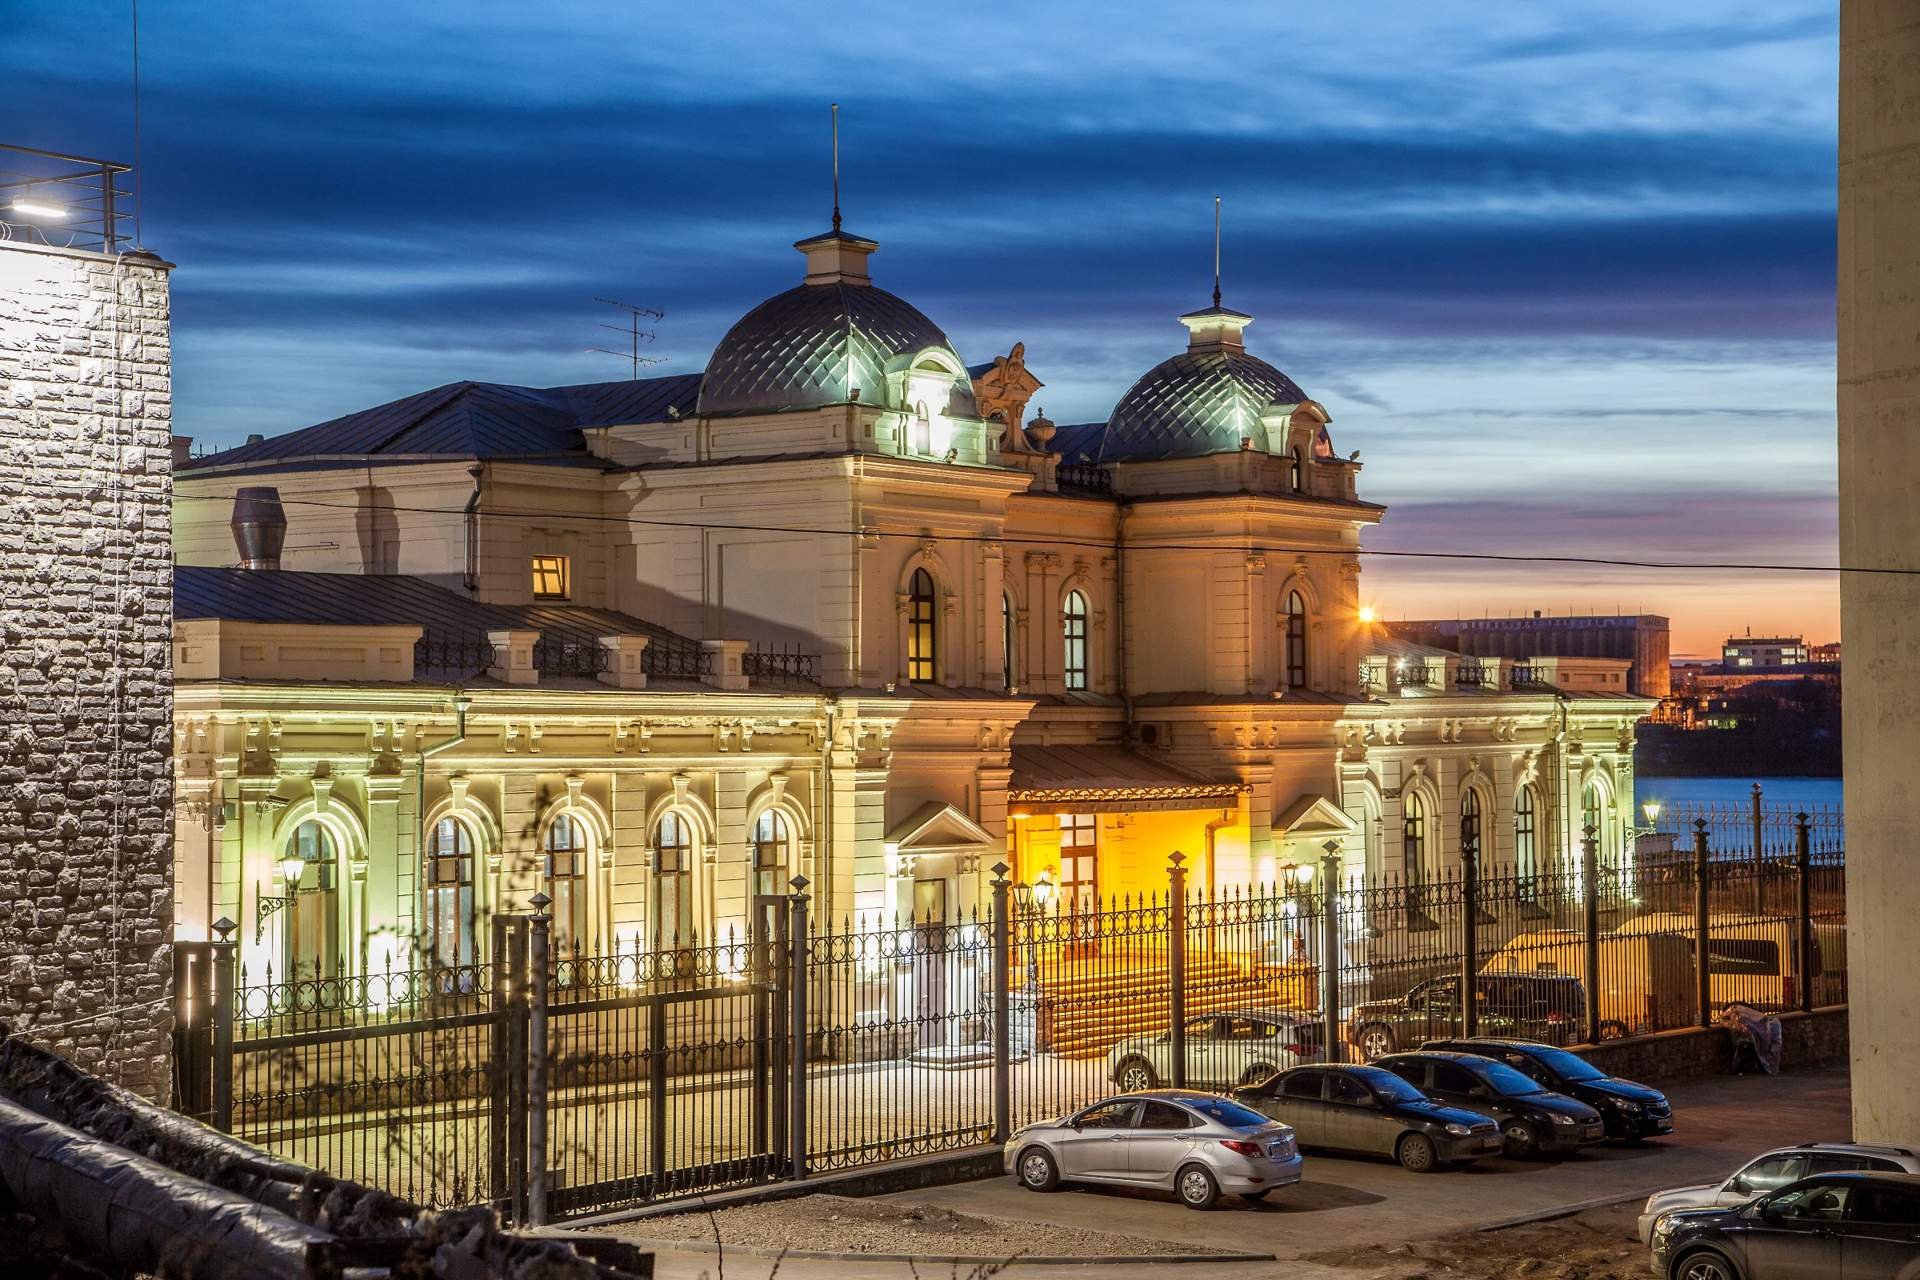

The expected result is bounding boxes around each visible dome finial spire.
[831,102,842,233]
[1212,195,1223,309]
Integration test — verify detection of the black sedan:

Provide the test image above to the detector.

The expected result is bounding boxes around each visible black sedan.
[1650,1172,1920,1280]
[1232,1063,1502,1172]
[1421,1037,1673,1141]
[1376,1051,1606,1156]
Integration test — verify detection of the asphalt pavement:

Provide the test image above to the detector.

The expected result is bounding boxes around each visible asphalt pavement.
[600,1067,1852,1280]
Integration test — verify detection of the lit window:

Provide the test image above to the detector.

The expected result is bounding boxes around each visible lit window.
[426,817,476,971]
[283,820,339,980]
[531,554,570,600]
[752,810,789,900]
[543,813,590,956]
[1289,446,1306,493]
[910,402,932,455]
[1063,590,1090,691]
[1515,785,1539,890]
[654,811,694,947]
[1403,792,1428,887]
[1060,814,1097,911]
[907,568,937,683]
[1284,591,1308,690]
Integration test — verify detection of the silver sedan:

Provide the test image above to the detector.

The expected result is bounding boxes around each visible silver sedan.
[1004,1090,1303,1210]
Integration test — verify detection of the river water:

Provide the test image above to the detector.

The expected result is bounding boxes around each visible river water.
[1636,775,1844,811]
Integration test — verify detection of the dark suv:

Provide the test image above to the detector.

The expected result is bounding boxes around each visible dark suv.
[1421,1037,1673,1141]
[1347,973,1585,1061]
[1651,1172,1920,1280]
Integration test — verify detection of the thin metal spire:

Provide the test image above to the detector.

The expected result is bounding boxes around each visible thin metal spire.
[1212,196,1222,308]
[831,102,842,232]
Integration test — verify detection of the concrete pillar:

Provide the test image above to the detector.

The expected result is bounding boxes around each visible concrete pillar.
[1840,0,1920,1143]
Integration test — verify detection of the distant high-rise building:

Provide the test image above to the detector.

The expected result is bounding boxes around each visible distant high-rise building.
[1388,613,1671,698]
[1721,633,1809,669]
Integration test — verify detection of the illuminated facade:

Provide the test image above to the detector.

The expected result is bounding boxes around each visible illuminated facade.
[172,219,1653,976]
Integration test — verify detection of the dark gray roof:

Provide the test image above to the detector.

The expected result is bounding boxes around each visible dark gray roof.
[697,282,976,417]
[1046,422,1107,462]
[176,565,694,650]
[183,375,703,473]
[1099,347,1308,463]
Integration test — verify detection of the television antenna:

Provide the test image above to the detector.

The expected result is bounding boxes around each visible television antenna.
[586,297,666,379]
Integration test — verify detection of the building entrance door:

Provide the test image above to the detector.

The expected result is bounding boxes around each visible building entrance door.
[912,878,950,1048]
[1060,814,1098,955]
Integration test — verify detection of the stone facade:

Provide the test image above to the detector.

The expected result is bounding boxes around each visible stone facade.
[0,241,175,1098]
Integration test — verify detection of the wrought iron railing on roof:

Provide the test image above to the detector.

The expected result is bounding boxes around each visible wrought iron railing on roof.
[0,144,133,255]
[413,637,499,680]
[1359,659,1389,690]
[1511,663,1550,689]
[1055,462,1113,496]
[743,644,818,683]
[1395,661,1436,687]
[642,641,712,680]
[1456,659,1491,687]
[531,637,610,678]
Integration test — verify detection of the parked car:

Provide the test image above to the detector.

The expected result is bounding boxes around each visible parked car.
[1479,929,1695,1037]
[1231,1063,1502,1172]
[1419,1037,1674,1140]
[1375,1050,1606,1156]
[1637,1142,1920,1243]
[1345,972,1585,1061]
[1108,1010,1324,1091]
[1649,1172,1920,1280]
[1004,1090,1302,1210]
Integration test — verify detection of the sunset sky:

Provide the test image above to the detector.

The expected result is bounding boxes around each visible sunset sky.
[9,2,1840,656]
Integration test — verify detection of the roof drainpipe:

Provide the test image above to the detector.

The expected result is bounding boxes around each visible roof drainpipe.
[1115,504,1135,735]
[415,694,472,966]
[462,463,485,595]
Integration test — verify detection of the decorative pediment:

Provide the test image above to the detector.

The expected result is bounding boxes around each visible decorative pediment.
[1273,794,1361,838]
[885,801,996,853]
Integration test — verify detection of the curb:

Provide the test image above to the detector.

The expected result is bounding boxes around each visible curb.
[1476,1190,1650,1232]
[620,1238,1277,1266]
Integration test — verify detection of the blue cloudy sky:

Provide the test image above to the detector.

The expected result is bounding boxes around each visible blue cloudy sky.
[8,1,1838,654]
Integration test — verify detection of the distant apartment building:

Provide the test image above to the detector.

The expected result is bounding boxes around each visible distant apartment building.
[1722,633,1809,669]
[1811,641,1842,666]
[1388,613,1671,698]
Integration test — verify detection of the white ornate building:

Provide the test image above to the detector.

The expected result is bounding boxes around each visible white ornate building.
[171,217,1652,979]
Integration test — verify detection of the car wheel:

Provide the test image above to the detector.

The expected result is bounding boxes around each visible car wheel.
[1598,1020,1629,1041]
[1176,1163,1220,1210]
[1238,1062,1277,1087]
[1356,1024,1396,1061]
[1115,1058,1157,1091]
[1397,1132,1438,1173]
[1501,1120,1538,1157]
[1675,1249,1737,1280]
[1016,1147,1060,1192]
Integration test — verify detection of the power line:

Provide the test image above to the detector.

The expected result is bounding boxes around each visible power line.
[167,490,1906,577]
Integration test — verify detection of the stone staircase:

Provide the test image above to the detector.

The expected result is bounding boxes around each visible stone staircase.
[1028,952,1315,1059]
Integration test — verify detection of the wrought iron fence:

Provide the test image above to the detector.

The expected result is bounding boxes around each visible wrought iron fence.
[743,644,818,684]
[1456,659,1491,687]
[413,637,499,680]
[1056,462,1114,495]
[532,636,611,678]
[176,819,1847,1223]
[642,641,713,680]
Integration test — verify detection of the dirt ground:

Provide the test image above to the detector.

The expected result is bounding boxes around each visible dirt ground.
[1302,1202,1649,1280]
[610,1192,1238,1260]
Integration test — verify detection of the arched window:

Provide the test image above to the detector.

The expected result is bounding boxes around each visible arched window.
[1460,788,1482,865]
[906,568,937,683]
[1403,792,1428,889]
[1515,784,1539,890]
[1284,591,1308,690]
[1002,591,1017,691]
[1289,445,1306,493]
[653,811,694,947]
[910,401,932,455]
[1581,780,1609,871]
[1063,590,1090,691]
[543,813,590,957]
[426,817,475,971]
[752,810,790,900]
[283,820,338,979]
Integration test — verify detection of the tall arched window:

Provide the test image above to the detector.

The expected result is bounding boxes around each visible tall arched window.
[653,811,694,947]
[1284,591,1308,690]
[426,817,475,971]
[1063,590,1089,691]
[1289,446,1306,493]
[543,813,590,957]
[1403,792,1428,890]
[1002,591,1017,691]
[1581,780,1609,871]
[1515,784,1539,890]
[752,810,789,900]
[910,401,932,455]
[283,820,338,980]
[1460,788,1482,865]
[906,568,937,683]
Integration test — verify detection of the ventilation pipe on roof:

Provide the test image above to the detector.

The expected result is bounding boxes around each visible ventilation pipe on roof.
[463,463,485,595]
[230,487,287,570]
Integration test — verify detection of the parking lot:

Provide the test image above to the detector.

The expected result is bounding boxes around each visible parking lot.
[609,1068,1851,1279]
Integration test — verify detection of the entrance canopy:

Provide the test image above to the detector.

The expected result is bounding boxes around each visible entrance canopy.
[1008,744,1248,814]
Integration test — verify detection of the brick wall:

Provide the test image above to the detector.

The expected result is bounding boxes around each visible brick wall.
[0,241,175,1099]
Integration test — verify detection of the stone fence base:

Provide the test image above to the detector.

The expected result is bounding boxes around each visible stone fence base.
[1574,1007,1848,1084]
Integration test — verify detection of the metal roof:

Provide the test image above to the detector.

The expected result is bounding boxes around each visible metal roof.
[1046,421,1107,463]
[696,282,976,417]
[175,566,694,650]
[182,374,703,473]
[1099,347,1308,463]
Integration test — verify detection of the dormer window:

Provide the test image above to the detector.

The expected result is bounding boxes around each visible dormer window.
[531,554,570,600]
[910,402,933,455]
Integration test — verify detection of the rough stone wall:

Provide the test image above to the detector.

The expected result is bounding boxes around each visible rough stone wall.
[0,242,175,1099]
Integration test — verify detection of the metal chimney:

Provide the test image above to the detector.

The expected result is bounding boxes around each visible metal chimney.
[231,487,288,570]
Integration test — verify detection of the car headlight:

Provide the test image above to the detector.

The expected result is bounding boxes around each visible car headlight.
[1551,1112,1576,1125]
[1652,1213,1677,1242]
[1609,1098,1642,1113]
[1445,1123,1471,1136]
